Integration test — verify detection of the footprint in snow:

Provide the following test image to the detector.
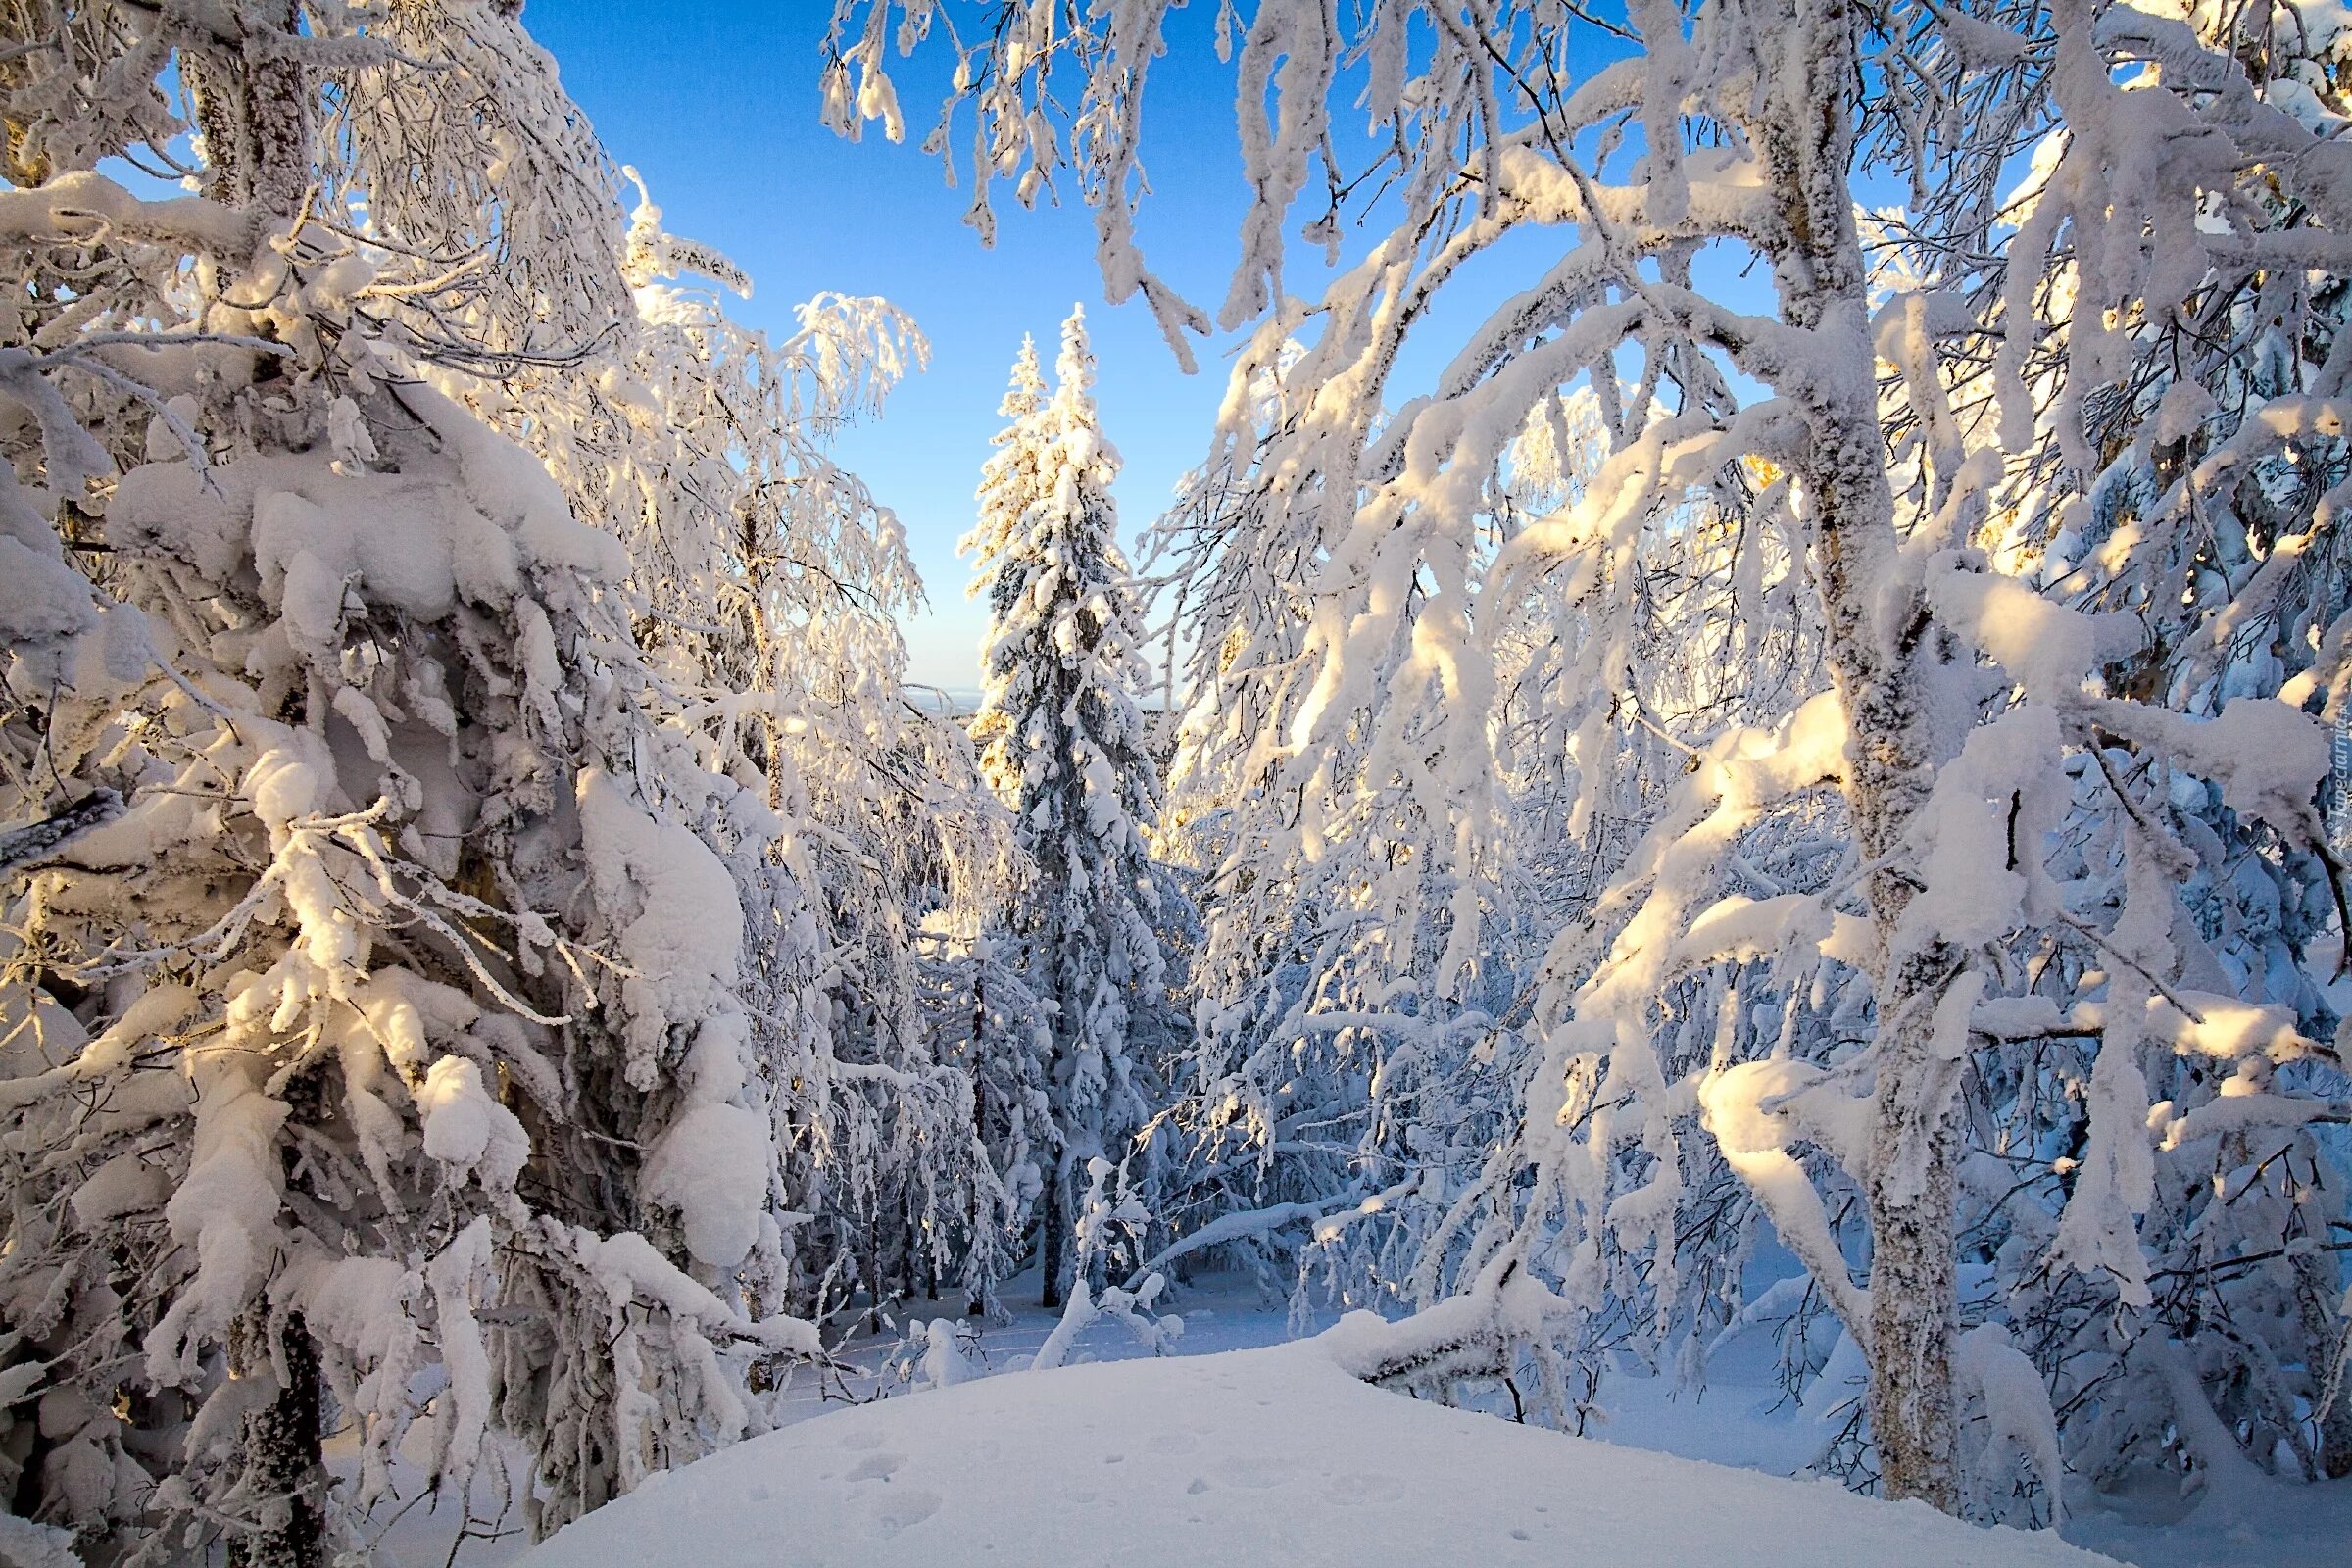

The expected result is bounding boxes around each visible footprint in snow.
[868,1488,941,1538]
[845,1451,905,1483]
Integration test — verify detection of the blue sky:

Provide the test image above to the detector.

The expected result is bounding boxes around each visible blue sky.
[526,1,1257,692]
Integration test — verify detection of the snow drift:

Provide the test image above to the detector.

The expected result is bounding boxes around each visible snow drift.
[519,1328,2118,1568]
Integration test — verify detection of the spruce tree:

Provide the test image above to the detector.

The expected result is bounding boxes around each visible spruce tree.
[964,310,1173,1308]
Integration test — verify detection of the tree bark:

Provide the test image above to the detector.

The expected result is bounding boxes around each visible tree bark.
[2296,1248,2352,1479]
[1039,1168,1068,1311]
[1859,979,1966,1512]
[1754,0,1964,1513]
[228,1314,326,1568]
[180,2,313,217]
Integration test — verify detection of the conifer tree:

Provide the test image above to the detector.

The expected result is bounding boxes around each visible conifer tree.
[973,334,1051,530]
[963,310,1175,1307]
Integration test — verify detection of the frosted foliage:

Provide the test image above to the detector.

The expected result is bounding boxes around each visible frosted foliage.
[0,4,1002,1561]
[2,335,808,1555]
[383,106,1011,1324]
[847,0,2352,1525]
[337,0,1006,1348]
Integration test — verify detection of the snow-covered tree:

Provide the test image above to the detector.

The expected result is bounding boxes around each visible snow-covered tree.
[325,0,1006,1326]
[0,200,801,1568]
[963,310,1180,1307]
[915,915,1048,1315]
[0,4,1001,1560]
[836,0,2352,1522]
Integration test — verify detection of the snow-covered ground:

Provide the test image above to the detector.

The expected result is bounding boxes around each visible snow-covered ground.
[352,1274,2351,1568]
[516,1326,2111,1568]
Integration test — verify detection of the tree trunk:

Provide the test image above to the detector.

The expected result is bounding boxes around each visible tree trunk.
[180,2,313,217]
[1859,978,1966,1512]
[2296,1248,2352,1479]
[1039,1170,1068,1311]
[1756,0,1964,1512]
[228,1314,326,1568]
[898,1190,919,1301]
[969,965,990,1317]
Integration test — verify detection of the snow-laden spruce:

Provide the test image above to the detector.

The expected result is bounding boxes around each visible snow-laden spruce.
[962,312,1189,1307]
[0,4,1002,1562]
[837,0,2352,1526]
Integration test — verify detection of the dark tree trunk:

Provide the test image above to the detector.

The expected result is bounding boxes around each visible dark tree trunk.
[2297,1249,2352,1478]
[969,964,990,1317]
[1039,1172,1068,1311]
[229,1314,325,1568]
[898,1191,919,1301]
